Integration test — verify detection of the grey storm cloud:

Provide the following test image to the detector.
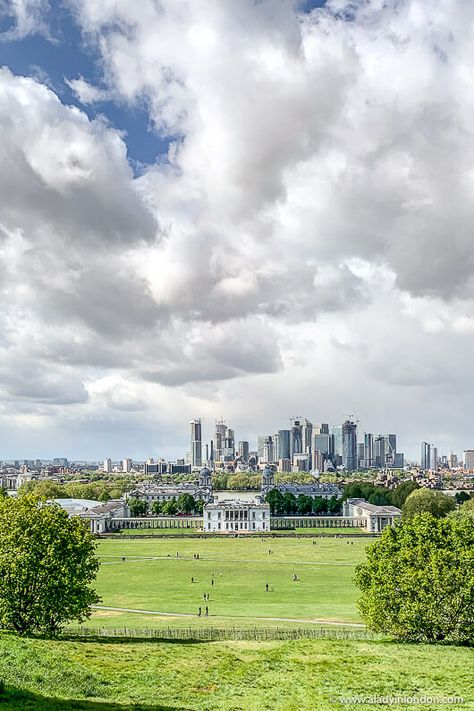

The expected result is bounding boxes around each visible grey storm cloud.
[2,0,474,458]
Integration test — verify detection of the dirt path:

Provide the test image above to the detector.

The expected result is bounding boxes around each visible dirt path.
[92,604,364,627]
[99,555,356,566]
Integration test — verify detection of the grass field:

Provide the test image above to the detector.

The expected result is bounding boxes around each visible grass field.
[1,537,473,710]
[91,537,366,628]
[0,633,472,710]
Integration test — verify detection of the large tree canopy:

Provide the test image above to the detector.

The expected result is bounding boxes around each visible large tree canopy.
[403,489,456,519]
[0,494,100,636]
[354,513,474,643]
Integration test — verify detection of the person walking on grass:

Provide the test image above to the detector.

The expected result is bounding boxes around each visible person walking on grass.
[198,607,202,617]
[205,606,209,617]
[265,583,269,592]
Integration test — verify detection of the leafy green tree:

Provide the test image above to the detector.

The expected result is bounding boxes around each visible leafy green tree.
[128,497,148,517]
[194,499,204,515]
[282,492,297,515]
[342,482,364,500]
[455,491,471,506]
[162,499,178,516]
[354,513,474,643]
[18,480,64,500]
[177,493,196,514]
[227,473,260,490]
[297,495,313,515]
[389,481,419,509]
[368,490,390,506]
[312,496,328,515]
[403,489,456,519]
[343,481,391,504]
[457,498,474,521]
[265,489,284,515]
[0,494,100,636]
[212,472,229,490]
[327,496,342,515]
[151,500,162,516]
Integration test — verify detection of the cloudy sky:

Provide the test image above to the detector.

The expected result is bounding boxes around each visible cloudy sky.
[0,0,473,462]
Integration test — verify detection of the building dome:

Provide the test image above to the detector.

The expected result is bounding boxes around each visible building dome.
[199,467,212,488]
[261,465,275,487]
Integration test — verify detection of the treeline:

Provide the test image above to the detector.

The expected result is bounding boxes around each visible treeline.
[19,479,132,502]
[212,471,319,490]
[128,493,203,517]
[342,480,420,508]
[265,490,342,516]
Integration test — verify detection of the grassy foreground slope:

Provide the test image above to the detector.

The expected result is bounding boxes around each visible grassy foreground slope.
[0,634,472,710]
[92,537,365,627]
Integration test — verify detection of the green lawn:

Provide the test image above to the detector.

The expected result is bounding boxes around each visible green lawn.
[90,537,367,628]
[1,537,473,710]
[0,633,472,710]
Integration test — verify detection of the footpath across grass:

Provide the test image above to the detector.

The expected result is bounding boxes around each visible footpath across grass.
[0,633,472,710]
[92,537,367,627]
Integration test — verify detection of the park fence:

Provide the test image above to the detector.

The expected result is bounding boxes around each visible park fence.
[65,625,378,642]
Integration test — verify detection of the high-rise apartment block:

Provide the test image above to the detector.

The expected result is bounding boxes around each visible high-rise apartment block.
[190,419,202,468]
[342,420,358,471]
[290,419,303,455]
[238,441,250,461]
[464,450,474,470]
[421,441,431,470]
[277,430,291,460]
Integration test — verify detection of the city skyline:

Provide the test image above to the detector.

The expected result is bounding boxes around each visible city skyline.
[2,413,470,467]
[1,2,474,461]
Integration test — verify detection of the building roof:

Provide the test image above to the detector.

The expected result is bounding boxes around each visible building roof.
[53,498,102,514]
[53,498,125,517]
[205,499,269,510]
[348,498,402,515]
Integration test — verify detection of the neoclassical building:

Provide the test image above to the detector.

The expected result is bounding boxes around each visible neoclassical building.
[343,498,401,532]
[204,497,270,533]
[261,465,341,500]
[53,498,128,534]
[129,467,214,506]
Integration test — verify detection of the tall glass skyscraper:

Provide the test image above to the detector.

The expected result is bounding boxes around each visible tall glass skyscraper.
[421,441,431,469]
[190,419,202,468]
[290,419,303,455]
[332,424,343,466]
[277,429,291,460]
[342,420,357,471]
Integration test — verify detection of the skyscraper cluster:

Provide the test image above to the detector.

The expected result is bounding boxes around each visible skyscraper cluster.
[189,418,405,472]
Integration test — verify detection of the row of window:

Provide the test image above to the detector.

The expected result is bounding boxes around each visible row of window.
[206,510,266,520]
[207,521,267,530]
